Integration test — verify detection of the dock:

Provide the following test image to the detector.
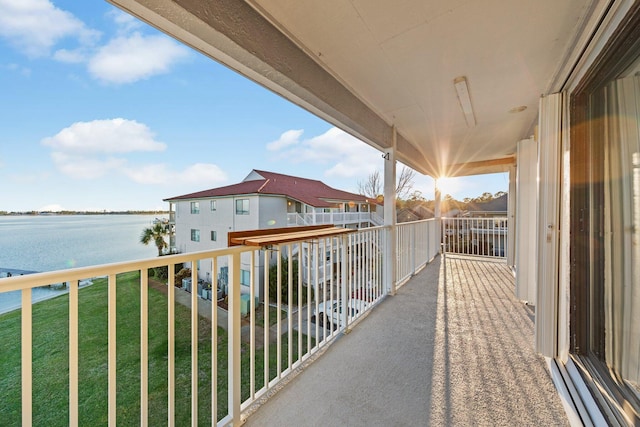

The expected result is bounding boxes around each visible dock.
[0,268,39,278]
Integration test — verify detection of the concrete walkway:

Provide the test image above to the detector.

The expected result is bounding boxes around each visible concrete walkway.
[244,255,569,426]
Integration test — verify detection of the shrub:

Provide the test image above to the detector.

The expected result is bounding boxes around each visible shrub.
[174,267,191,286]
[268,257,313,305]
[149,263,184,282]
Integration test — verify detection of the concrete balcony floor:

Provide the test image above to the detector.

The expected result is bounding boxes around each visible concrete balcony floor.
[244,254,569,426]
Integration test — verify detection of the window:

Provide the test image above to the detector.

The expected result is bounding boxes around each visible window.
[240,269,250,286]
[190,201,199,214]
[236,199,249,215]
[570,5,640,421]
[210,200,217,211]
[190,229,200,242]
[211,230,217,241]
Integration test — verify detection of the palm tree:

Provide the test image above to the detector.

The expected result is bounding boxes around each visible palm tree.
[140,223,169,256]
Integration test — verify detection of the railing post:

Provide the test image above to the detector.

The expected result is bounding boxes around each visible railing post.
[228,252,241,425]
[385,225,397,295]
[168,264,176,427]
[141,269,149,427]
[22,288,33,427]
[108,274,117,427]
[190,265,199,425]
[70,281,79,427]
[341,234,349,330]
[440,218,445,256]
[411,225,416,275]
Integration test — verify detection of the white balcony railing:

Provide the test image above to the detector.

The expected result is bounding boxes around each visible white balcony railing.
[442,217,508,258]
[287,211,381,227]
[396,219,440,287]
[0,218,460,425]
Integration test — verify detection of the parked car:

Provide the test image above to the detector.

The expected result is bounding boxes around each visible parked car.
[311,299,368,330]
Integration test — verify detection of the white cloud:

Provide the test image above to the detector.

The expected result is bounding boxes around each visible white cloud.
[180,163,228,185]
[3,63,31,76]
[107,9,144,35]
[41,119,228,188]
[0,0,100,57]
[42,118,166,154]
[270,127,381,179]
[267,129,303,151]
[42,118,165,179]
[50,151,126,179]
[124,163,228,186]
[53,48,86,63]
[0,2,188,85]
[88,33,189,84]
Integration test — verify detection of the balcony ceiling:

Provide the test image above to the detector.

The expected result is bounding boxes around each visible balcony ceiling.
[109,0,597,177]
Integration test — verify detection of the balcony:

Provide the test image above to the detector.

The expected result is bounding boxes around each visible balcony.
[287,211,384,227]
[245,254,568,426]
[0,218,568,426]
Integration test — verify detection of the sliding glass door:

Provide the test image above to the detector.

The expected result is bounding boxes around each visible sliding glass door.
[570,4,640,423]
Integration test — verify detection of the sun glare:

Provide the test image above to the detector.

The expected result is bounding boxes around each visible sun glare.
[436,176,460,197]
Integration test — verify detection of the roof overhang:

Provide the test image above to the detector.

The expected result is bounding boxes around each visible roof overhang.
[108,0,603,178]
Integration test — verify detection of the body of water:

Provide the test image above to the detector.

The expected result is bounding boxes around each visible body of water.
[0,214,163,313]
[0,214,162,273]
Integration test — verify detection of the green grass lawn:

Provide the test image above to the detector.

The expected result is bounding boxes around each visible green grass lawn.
[0,271,313,426]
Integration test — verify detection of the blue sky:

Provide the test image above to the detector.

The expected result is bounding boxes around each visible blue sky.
[0,0,508,212]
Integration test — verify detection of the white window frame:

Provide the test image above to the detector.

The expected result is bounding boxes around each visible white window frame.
[210,200,217,211]
[190,201,200,214]
[236,199,249,215]
[191,229,200,242]
[240,269,250,286]
[211,230,217,241]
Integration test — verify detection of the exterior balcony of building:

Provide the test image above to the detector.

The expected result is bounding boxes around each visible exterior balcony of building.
[244,253,568,426]
[286,211,384,228]
[0,217,573,426]
[5,0,640,424]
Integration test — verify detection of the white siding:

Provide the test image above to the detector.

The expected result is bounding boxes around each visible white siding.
[258,196,288,228]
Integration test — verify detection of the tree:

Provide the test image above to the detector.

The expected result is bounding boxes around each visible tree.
[140,223,169,256]
[479,192,494,202]
[268,257,312,305]
[395,167,416,200]
[357,167,416,200]
[358,170,382,199]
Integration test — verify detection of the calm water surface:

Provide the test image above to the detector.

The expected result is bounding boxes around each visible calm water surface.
[0,214,162,313]
[0,214,161,273]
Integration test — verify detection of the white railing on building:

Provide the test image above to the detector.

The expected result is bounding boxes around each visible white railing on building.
[1,217,496,426]
[370,212,384,227]
[396,219,440,287]
[286,212,375,227]
[442,217,508,258]
[0,224,415,426]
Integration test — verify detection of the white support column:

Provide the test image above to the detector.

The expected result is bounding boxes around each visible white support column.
[434,180,442,253]
[536,93,563,358]
[434,181,441,219]
[384,126,397,295]
[507,165,517,267]
[515,138,538,305]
